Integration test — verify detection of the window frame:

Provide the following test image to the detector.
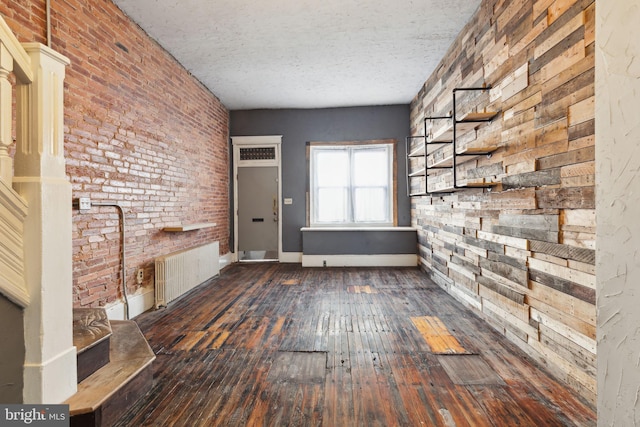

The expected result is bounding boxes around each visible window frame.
[307,139,397,227]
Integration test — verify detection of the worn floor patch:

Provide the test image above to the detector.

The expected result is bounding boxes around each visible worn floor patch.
[411,316,472,354]
[267,351,327,384]
[438,355,506,386]
[347,285,377,294]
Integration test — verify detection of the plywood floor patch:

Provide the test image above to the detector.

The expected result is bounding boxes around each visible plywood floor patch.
[411,316,472,354]
[438,355,506,386]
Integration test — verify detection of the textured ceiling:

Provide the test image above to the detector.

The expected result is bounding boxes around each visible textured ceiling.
[112,0,480,110]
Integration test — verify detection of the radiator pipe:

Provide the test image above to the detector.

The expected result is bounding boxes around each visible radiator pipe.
[46,0,51,48]
[92,202,130,320]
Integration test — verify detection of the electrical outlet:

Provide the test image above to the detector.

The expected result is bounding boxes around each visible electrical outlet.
[78,197,91,210]
[136,268,144,284]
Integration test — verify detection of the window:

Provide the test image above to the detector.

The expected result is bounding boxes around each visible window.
[309,141,395,226]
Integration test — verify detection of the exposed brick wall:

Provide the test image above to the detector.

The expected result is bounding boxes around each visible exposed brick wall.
[2,1,230,307]
[410,0,595,405]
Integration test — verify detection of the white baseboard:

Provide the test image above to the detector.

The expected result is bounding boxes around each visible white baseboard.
[280,252,302,263]
[106,287,155,320]
[302,254,418,267]
[220,251,234,270]
[224,251,302,265]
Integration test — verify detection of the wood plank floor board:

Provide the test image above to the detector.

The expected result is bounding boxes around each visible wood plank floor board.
[145,351,222,427]
[438,355,506,386]
[479,348,596,426]
[171,350,240,426]
[388,351,442,425]
[434,384,496,427]
[390,316,433,354]
[232,352,277,427]
[466,385,543,427]
[252,351,326,426]
[267,352,326,384]
[119,350,222,426]
[314,311,331,352]
[371,350,412,427]
[115,264,595,426]
[192,350,267,426]
[499,380,578,427]
[412,315,473,354]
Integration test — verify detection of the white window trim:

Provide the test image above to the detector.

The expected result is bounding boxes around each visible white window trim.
[308,140,396,228]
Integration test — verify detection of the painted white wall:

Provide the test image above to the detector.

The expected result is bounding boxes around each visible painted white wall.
[106,288,155,320]
[219,251,235,269]
[596,1,640,424]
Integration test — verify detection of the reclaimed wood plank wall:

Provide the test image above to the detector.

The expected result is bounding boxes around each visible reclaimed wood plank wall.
[409,0,595,404]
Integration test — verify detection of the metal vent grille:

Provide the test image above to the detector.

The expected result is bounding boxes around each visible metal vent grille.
[240,147,276,161]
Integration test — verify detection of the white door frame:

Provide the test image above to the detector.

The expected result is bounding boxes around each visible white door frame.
[231,135,283,262]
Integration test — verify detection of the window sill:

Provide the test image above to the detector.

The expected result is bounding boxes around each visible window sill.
[301,226,416,232]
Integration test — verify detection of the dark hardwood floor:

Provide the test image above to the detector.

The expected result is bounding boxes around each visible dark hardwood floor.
[115,263,596,426]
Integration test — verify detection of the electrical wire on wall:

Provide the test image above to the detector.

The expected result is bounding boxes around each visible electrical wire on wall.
[76,199,131,320]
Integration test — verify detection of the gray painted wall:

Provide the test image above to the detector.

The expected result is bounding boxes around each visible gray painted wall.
[230,105,411,253]
[302,229,417,255]
[0,295,24,403]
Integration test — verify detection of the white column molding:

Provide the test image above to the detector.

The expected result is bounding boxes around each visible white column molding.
[12,43,76,404]
[0,41,13,184]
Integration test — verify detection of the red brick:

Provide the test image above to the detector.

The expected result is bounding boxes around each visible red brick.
[4,0,230,308]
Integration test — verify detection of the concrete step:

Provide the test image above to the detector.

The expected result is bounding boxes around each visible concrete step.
[73,308,112,383]
[66,320,156,427]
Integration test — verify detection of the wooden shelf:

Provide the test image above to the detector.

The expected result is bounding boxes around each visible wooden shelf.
[457,144,498,155]
[427,143,498,171]
[463,182,500,187]
[428,111,499,143]
[459,111,499,122]
[408,145,425,157]
[409,87,499,197]
[407,136,426,157]
[427,182,499,193]
[429,122,454,143]
[406,135,427,197]
[409,167,426,177]
[426,142,449,154]
[162,222,216,232]
[409,142,450,157]
[428,155,454,169]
